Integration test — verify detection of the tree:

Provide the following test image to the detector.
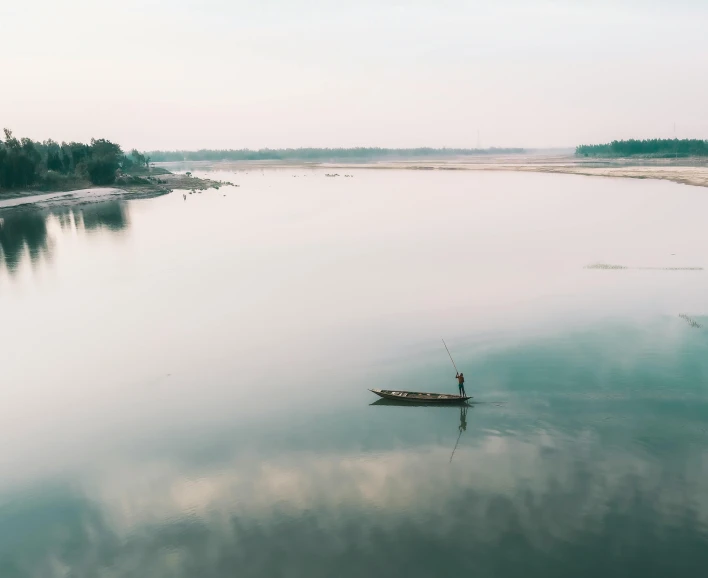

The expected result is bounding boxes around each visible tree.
[0,129,41,189]
[3,128,20,150]
[0,130,155,191]
[66,142,90,168]
[129,149,148,169]
[121,154,134,172]
[577,138,708,157]
[47,151,63,172]
[86,138,123,185]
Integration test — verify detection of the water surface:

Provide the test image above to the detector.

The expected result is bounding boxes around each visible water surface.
[1,169,707,577]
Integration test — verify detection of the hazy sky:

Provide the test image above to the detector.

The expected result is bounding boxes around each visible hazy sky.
[1,0,706,150]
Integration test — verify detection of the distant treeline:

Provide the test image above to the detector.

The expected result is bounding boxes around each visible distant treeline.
[576,139,708,157]
[0,129,150,191]
[147,147,525,162]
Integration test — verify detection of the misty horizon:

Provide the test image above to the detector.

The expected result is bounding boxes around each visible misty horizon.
[2,0,706,151]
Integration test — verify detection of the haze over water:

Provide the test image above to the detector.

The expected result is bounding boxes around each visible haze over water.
[1,169,708,577]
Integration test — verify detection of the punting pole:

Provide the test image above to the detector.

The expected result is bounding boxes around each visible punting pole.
[442,338,459,375]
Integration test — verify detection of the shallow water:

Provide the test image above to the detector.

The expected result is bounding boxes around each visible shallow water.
[1,169,707,577]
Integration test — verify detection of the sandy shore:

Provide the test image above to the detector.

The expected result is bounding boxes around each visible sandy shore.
[317,155,708,188]
[160,154,708,189]
[0,173,230,210]
[0,188,126,210]
[501,164,708,188]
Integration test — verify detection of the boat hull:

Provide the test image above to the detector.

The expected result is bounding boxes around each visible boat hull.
[369,388,470,403]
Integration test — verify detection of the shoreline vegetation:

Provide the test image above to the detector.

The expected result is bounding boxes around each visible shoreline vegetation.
[576,138,708,158]
[0,129,226,202]
[146,147,526,162]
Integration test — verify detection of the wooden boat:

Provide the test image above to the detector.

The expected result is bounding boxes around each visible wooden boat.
[370,398,473,408]
[369,388,470,403]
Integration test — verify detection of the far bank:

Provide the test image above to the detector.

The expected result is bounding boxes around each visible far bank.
[155,154,708,189]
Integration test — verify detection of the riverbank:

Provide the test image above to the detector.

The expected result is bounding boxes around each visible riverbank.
[156,154,708,189]
[322,155,708,188]
[3,155,707,211]
[0,172,231,210]
[502,164,708,188]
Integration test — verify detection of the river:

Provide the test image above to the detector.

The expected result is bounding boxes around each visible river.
[1,168,707,577]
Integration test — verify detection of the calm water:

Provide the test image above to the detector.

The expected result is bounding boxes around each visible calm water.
[1,169,707,577]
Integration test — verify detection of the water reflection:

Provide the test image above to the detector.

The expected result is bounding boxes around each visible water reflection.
[0,202,129,274]
[2,416,707,577]
[0,210,49,272]
[2,170,708,577]
[450,405,468,462]
[459,405,467,432]
[0,319,707,577]
[74,202,129,232]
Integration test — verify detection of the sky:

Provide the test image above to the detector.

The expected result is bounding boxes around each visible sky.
[1,0,707,151]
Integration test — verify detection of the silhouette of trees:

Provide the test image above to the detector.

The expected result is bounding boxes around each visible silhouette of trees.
[86,139,123,185]
[0,130,142,191]
[576,139,708,157]
[146,147,526,162]
[0,129,41,189]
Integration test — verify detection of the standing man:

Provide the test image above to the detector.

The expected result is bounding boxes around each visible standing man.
[456,372,466,397]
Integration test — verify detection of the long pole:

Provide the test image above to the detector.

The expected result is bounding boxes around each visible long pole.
[450,428,463,463]
[442,338,458,375]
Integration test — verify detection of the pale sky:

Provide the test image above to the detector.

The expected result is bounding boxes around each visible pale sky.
[1,0,706,150]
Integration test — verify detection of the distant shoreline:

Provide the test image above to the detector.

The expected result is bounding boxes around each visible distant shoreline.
[145,147,529,163]
[157,154,708,189]
[3,155,707,210]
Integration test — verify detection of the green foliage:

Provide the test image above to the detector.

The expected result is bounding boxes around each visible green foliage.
[576,139,708,157]
[146,147,525,162]
[0,130,42,188]
[86,138,122,185]
[121,154,135,172]
[47,151,63,172]
[0,130,126,190]
[87,158,117,185]
[119,149,150,174]
[129,149,149,169]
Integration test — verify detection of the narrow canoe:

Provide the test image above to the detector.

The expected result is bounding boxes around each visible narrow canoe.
[369,388,470,403]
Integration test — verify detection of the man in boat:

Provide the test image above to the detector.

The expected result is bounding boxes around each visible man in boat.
[456,372,466,397]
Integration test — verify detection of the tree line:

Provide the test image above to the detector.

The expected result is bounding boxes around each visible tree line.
[0,129,150,191]
[576,139,708,157]
[147,147,525,162]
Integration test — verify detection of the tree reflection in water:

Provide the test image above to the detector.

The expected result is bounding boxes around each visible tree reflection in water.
[0,201,129,274]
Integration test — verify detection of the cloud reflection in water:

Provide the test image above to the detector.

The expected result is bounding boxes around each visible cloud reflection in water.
[3,415,707,578]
